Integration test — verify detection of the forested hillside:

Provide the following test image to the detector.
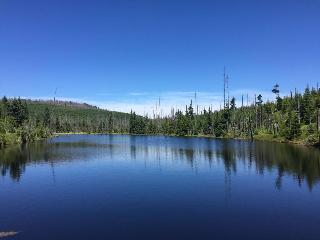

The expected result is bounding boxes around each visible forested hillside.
[0,98,130,147]
[27,100,129,133]
[129,84,320,146]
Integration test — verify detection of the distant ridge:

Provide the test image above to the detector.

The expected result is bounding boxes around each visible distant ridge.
[25,99,99,110]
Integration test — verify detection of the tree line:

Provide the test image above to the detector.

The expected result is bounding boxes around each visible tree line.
[0,98,130,147]
[1,84,320,147]
[129,84,320,145]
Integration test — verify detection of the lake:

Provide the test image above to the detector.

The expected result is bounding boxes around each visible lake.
[1,134,320,239]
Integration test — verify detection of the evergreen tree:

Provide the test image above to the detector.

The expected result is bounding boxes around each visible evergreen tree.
[98,121,106,133]
[203,109,213,135]
[272,84,282,111]
[129,111,146,134]
[7,98,29,127]
[256,94,263,105]
[1,96,8,117]
[43,107,51,128]
[175,110,188,136]
[230,97,236,110]
[55,117,61,132]
[283,110,301,140]
[147,120,157,134]
[213,111,225,137]
[301,87,312,124]
[256,94,263,127]
[290,111,301,139]
[186,100,194,134]
[272,84,280,97]
[129,111,136,134]
[108,114,113,133]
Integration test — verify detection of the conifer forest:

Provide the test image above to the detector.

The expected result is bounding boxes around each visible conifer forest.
[1,84,320,147]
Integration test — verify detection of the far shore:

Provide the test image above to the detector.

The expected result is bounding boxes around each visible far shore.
[51,132,318,148]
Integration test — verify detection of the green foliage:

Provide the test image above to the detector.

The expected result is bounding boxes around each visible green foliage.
[129,111,146,134]
[175,110,189,136]
[256,94,263,105]
[27,100,130,133]
[202,109,213,135]
[124,83,319,146]
[160,117,175,135]
[107,114,114,133]
[230,97,236,110]
[0,98,129,147]
[272,84,280,96]
[6,98,29,127]
[282,111,301,140]
[43,107,51,128]
[1,82,319,147]
[301,87,312,124]
[146,120,157,134]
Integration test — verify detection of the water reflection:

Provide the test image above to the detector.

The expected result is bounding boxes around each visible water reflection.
[1,135,320,190]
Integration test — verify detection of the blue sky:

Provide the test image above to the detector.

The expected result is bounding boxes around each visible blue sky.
[0,0,319,115]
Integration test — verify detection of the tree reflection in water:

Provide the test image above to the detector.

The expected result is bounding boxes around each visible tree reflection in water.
[1,136,320,190]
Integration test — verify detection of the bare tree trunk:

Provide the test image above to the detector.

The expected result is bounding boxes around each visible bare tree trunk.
[249,115,254,142]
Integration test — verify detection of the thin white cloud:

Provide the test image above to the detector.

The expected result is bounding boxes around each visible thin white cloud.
[21,88,284,117]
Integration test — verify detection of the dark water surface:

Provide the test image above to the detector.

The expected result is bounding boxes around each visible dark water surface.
[1,134,320,239]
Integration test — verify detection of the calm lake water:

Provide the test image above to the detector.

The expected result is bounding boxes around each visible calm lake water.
[1,134,320,240]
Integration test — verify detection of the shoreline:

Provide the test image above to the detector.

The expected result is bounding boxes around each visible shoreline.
[51,132,319,148]
[1,132,318,149]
